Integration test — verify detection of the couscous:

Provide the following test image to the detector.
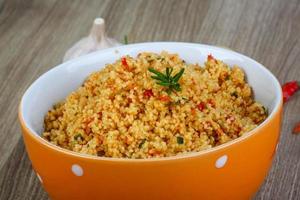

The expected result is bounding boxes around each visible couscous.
[42,52,267,158]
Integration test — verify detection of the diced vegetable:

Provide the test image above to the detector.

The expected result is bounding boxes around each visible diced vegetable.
[177,136,184,144]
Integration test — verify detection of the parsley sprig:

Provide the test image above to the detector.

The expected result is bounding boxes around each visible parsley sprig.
[148,67,185,94]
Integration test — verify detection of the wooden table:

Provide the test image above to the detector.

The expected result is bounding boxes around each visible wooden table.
[0,0,299,199]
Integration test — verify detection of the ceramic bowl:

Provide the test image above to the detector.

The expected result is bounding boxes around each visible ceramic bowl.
[19,42,282,200]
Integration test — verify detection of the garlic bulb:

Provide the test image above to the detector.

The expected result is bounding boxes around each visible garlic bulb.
[63,18,122,62]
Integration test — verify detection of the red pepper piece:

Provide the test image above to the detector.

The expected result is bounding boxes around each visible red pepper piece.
[121,57,128,66]
[197,102,205,111]
[207,99,216,108]
[293,121,300,134]
[207,54,216,62]
[143,89,154,98]
[282,81,299,103]
[159,95,171,102]
[191,108,196,115]
[121,57,132,71]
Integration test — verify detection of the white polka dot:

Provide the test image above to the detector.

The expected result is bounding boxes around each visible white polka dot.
[71,164,83,176]
[36,173,43,183]
[215,155,228,168]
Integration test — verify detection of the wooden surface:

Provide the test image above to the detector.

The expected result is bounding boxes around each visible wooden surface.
[0,0,299,199]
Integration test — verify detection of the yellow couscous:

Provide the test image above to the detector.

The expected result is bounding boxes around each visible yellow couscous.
[42,52,267,158]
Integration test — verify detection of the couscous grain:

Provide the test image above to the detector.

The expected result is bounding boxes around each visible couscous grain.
[42,52,267,158]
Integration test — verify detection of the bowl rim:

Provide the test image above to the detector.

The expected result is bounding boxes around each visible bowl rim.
[19,42,283,162]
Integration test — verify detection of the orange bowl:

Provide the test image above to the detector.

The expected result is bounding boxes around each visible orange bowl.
[19,42,282,200]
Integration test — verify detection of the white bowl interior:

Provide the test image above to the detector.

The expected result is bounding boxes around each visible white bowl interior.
[21,42,282,136]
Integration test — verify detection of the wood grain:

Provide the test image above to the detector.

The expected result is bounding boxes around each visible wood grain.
[0,0,299,199]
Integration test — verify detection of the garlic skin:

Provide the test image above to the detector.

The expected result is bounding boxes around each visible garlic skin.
[63,18,122,62]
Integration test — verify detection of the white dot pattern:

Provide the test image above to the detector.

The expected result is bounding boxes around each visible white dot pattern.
[215,155,228,168]
[71,164,84,176]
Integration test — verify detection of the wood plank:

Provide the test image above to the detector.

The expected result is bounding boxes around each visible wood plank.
[0,138,48,200]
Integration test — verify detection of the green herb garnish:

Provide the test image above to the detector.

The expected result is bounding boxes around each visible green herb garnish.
[262,106,268,115]
[181,97,189,101]
[148,67,185,94]
[124,35,128,44]
[138,139,146,148]
[71,141,77,146]
[172,97,189,105]
[157,57,165,62]
[74,134,83,140]
[225,74,230,80]
[177,136,184,144]
[173,101,181,105]
[231,91,238,98]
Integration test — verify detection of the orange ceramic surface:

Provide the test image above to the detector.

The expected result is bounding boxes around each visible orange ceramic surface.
[18,43,283,200]
[19,105,282,200]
